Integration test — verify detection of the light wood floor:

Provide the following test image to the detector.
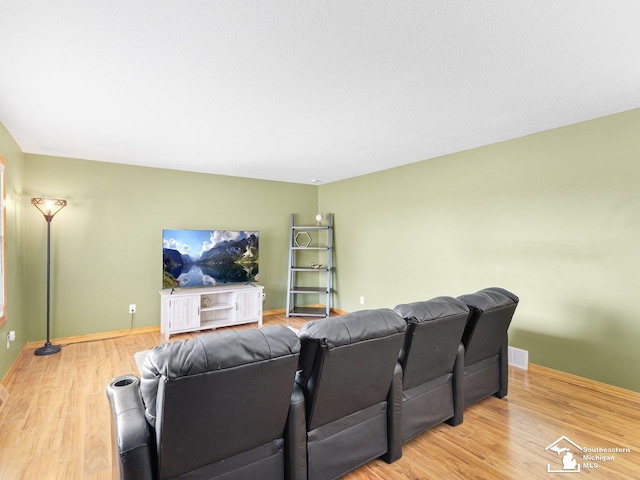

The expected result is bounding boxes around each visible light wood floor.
[1,314,639,479]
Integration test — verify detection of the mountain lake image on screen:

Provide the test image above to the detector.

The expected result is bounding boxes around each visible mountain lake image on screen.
[162,229,259,289]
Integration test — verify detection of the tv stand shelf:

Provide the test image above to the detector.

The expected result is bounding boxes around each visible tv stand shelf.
[201,303,234,312]
[160,284,263,340]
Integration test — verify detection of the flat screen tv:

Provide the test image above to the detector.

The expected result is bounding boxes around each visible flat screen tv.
[163,229,259,289]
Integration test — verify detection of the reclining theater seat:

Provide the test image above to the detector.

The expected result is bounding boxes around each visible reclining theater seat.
[393,296,470,442]
[289,309,407,480]
[457,287,519,408]
[106,325,301,480]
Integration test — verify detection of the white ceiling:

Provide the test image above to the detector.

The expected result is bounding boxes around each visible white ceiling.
[1,1,639,185]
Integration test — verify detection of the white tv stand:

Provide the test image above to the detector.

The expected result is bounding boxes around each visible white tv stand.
[159,284,264,340]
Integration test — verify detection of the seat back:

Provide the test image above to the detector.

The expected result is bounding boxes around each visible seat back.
[140,326,300,480]
[457,287,519,365]
[394,296,469,390]
[296,309,406,431]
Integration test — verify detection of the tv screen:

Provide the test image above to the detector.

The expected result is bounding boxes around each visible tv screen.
[163,229,259,289]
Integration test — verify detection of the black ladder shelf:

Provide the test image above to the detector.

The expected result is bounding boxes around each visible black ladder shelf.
[286,213,333,318]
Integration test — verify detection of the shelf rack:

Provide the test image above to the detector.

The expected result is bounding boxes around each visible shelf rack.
[286,213,333,318]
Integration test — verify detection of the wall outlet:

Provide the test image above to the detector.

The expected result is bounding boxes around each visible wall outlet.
[261,292,266,301]
[360,296,365,305]
[129,304,136,314]
[6,331,15,348]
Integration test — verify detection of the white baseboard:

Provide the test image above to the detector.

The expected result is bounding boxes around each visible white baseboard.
[0,383,9,414]
[508,346,529,370]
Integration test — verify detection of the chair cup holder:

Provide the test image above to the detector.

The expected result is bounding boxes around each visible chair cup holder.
[110,375,139,389]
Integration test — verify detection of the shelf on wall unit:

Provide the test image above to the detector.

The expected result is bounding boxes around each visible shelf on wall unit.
[292,246,330,250]
[289,286,329,294]
[291,225,331,231]
[291,267,329,272]
[288,307,329,317]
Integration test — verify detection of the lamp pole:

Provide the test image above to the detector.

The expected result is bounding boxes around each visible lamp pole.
[36,215,59,355]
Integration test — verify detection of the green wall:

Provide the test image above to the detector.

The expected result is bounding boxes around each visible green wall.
[0,122,26,381]
[22,155,318,340]
[2,109,639,391]
[319,108,640,392]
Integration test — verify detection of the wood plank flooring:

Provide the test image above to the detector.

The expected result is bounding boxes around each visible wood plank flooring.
[1,313,639,479]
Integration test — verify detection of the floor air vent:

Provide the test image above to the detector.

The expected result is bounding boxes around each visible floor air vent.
[508,346,529,370]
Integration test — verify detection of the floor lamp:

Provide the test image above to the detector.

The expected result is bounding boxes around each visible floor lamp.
[32,197,67,356]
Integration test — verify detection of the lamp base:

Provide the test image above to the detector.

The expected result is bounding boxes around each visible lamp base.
[34,342,61,356]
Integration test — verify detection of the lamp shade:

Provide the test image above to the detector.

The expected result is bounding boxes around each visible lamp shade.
[31,198,67,220]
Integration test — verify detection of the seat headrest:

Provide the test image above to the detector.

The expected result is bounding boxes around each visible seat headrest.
[298,308,406,349]
[142,325,300,380]
[458,287,519,312]
[394,296,469,324]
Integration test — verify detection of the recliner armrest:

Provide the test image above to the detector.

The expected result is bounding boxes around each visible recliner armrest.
[447,343,465,426]
[285,382,307,480]
[106,375,154,480]
[381,361,403,463]
[496,333,509,398]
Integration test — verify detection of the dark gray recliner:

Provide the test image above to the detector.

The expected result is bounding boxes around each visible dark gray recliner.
[393,296,470,442]
[457,287,519,408]
[106,326,300,480]
[288,309,407,480]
